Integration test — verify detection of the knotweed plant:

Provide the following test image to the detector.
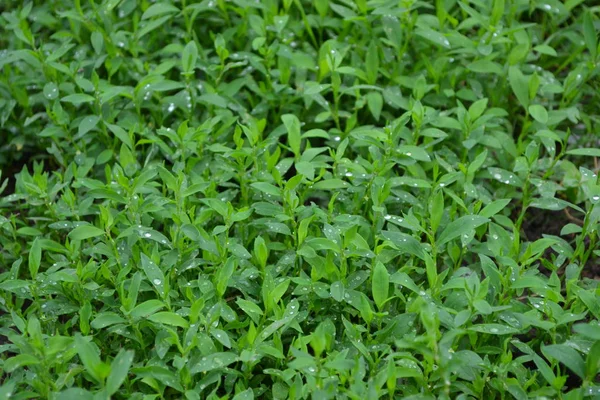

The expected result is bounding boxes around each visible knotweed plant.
[1,0,600,399]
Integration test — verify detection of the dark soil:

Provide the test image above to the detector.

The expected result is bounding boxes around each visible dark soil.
[521,207,571,241]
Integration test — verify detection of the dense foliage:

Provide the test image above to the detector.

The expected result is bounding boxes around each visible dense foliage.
[1,0,600,399]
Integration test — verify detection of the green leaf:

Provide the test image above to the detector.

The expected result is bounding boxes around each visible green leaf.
[232,389,254,400]
[216,257,235,298]
[414,27,450,48]
[142,2,180,19]
[211,329,232,348]
[468,324,520,335]
[236,298,264,324]
[28,237,41,279]
[148,312,189,328]
[201,198,228,218]
[390,272,421,294]
[106,350,134,395]
[467,60,503,75]
[4,354,40,372]
[505,378,528,400]
[137,228,171,246]
[567,148,600,157]
[53,388,94,400]
[140,254,166,298]
[330,281,345,302]
[312,179,349,190]
[508,66,530,108]
[528,104,548,124]
[189,352,238,374]
[257,300,300,341]
[198,93,228,108]
[74,335,107,383]
[437,215,489,246]
[583,11,598,59]
[251,182,281,197]
[490,0,505,26]
[542,344,586,379]
[68,225,105,240]
[129,300,165,320]
[389,176,431,188]
[366,91,383,121]
[91,31,104,54]
[182,41,198,74]
[61,93,96,104]
[91,312,127,329]
[533,44,557,56]
[282,114,301,157]
[479,254,502,292]
[574,323,600,340]
[80,301,91,335]
[397,145,431,162]
[429,189,444,233]
[365,40,379,84]
[479,198,511,218]
[575,288,600,319]
[106,123,134,149]
[473,299,492,315]
[468,149,488,177]
[488,168,523,186]
[314,0,329,17]
[586,341,600,379]
[329,3,356,18]
[381,231,426,261]
[372,262,389,311]
[468,98,488,121]
[78,115,100,137]
[138,15,172,39]
[529,197,575,211]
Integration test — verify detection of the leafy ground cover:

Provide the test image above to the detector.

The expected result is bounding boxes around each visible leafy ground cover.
[1,0,600,398]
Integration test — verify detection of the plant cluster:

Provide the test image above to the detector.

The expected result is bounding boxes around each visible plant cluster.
[1,0,600,399]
